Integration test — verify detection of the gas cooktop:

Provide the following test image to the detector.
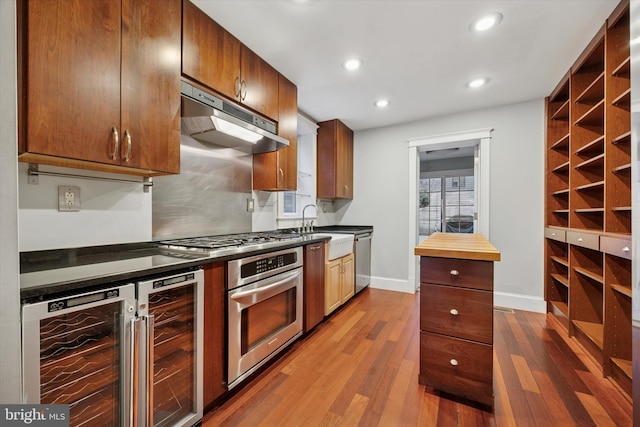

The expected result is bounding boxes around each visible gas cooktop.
[158,232,303,256]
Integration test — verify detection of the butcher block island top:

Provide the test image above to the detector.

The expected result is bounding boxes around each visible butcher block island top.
[414,232,500,261]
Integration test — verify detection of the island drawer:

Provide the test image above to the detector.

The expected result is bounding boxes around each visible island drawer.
[420,257,493,291]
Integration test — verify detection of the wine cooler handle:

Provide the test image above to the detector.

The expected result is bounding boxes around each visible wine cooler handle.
[146,315,155,427]
[130,317,141,427]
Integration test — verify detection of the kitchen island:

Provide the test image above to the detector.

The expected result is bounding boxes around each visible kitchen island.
[414,232,500,407]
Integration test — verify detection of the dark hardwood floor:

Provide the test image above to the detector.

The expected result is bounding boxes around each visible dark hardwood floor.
[203,288,632,426]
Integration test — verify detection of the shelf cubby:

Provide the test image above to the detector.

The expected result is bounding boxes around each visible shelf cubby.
[545,237,569,330]
[545,0,631,398]
[603,252,631,395]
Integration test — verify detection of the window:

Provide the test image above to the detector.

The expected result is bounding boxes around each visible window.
[419,174,474,237]
[277,117,317,226]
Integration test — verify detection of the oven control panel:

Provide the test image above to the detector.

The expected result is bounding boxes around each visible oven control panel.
[228,247,303,289]
[241,252,297,278]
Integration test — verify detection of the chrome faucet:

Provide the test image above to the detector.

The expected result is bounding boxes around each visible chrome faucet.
[301,204,317,234]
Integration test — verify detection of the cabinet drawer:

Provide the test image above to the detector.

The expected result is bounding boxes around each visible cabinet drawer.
[566,230,599,251]
[545,227,566,242]
[600,236,631,260]
[420,283,492,344]
[419,332,493,406]
[420,257,493,291]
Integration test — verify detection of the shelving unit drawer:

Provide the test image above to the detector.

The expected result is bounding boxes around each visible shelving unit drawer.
[600,236,631,260]
[420,257,493,291]
[567,230,600,251]
[545,227,567,242]
[420,283,492,344]
[419,332,493,407]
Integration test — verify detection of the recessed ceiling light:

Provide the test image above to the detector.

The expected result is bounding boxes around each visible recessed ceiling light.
[341,58,363,71]
[469,12,503,33]
[467,78,489,89]
[374,99,390,108]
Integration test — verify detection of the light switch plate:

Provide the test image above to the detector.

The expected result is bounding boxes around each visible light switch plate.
[58,186,80,212]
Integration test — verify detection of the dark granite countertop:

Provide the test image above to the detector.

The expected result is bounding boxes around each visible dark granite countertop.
[314,225,373,234]
[20,234,330,303]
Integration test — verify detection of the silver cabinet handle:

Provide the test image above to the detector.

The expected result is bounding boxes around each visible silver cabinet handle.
[622,246,630,252]
[240,80,247,101]
[344,185,349,195]
[450,309,459,316]
[578,238,583,242]
[279,168,284,186]
[146,315,155,427]
[123,129,132,163]
[551,232,556,236]
[111,126,120,160]
[310,245,321,252]
[450,359,458,366]
[130,317,141,427]
[450,270,459,276]
[234,76,241,98]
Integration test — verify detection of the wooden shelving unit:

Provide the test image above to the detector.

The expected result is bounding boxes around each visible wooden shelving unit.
[543,0,631,398]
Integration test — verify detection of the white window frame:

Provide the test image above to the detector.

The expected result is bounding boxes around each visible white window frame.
[408,128,493,291]
[276,114,318,229]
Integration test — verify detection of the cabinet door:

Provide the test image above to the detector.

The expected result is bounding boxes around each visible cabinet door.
[240,45,279,121]
[336,122,354,199]
[304,242,325,332]
[253,74,297,190]
[325,259,342,315]
[21,0,122,165]
[121,0,181,173]
[317,119,354,199]
[203,262,226,407]
[341,254,355,302]
[182,0,241,101]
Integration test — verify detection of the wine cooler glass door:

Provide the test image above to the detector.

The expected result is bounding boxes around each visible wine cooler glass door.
[136,269,204,427]
[21,284,137,427]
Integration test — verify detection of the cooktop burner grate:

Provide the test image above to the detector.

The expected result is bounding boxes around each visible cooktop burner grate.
[158,232,302,254]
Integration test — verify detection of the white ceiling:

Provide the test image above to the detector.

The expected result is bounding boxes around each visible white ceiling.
[192,0,619,132]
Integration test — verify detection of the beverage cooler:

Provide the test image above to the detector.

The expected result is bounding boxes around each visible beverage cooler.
[21,268,204,427]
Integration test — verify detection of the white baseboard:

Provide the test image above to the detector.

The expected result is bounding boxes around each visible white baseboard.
[494,291,546,313]
[370,276,415,294]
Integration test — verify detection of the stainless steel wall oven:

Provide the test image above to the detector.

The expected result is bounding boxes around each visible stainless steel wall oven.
[226,247,303,390]
[21,268,204,427]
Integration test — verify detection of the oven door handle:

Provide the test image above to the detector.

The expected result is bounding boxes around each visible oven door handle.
[230,269,301,303]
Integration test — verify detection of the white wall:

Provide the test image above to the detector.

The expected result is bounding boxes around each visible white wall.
[18,164,152,251]
[340,99,546,312]
[0,0,22,403]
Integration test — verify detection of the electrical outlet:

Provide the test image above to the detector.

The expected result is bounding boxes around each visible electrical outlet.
[58,186,80,212]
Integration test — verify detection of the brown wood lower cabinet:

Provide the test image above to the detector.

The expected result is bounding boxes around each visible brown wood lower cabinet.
[415,233,500,408]
[203,262,226,409]
[304,242,326,332]
[419,331,493,406]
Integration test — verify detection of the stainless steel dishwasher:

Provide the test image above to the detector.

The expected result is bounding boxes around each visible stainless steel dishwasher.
[354,231,372,294]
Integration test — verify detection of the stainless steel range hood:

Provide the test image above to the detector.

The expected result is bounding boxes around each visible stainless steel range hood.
[180,81,289,154]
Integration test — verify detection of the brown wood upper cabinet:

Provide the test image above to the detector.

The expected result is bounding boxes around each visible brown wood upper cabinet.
[253,75,298,191]
[317,119,354,199]
[182,0,279,121]
[18,0,182,176]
